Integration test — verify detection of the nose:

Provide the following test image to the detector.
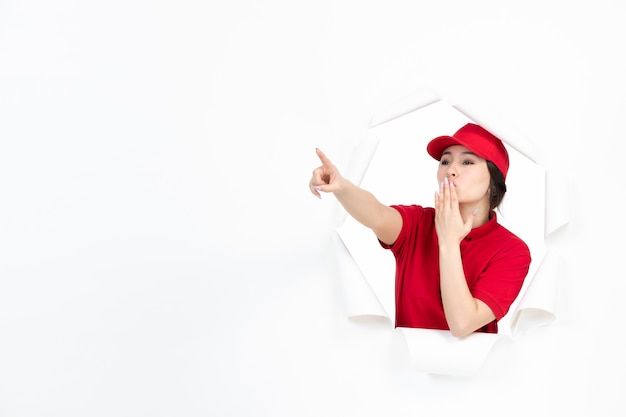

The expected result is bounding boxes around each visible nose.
[446,164,458,178]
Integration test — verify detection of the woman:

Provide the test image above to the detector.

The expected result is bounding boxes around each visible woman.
[310,123,531,337]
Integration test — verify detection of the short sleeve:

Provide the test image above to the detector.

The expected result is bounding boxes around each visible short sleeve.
[471,237,531,320]
[378,205,425,254]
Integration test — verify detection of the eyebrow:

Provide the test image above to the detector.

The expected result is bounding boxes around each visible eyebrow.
[441,150,478,157]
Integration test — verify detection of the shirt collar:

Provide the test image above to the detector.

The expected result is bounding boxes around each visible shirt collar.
[464,211,498,241]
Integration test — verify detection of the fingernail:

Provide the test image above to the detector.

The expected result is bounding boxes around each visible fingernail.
[313,185,321,191]
[473,208,479,215]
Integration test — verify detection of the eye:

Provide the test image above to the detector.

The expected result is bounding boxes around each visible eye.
[440,159,450,166]
[462,160,475,165]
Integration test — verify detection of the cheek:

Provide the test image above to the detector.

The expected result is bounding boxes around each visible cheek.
[473,169,491,192]
[465,177,491,198]
[480,180,492,197]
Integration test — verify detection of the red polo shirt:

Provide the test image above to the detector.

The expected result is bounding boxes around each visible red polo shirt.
[380,205,531,333]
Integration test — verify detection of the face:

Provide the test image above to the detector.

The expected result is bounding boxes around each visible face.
[437,145,491,206]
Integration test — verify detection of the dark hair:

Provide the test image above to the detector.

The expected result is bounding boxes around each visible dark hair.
[487,160,507,211]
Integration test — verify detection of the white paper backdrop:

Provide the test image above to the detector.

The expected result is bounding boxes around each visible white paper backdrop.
[0,1,623,416]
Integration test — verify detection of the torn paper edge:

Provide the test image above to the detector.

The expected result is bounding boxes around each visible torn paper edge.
[545,169,570,236]
[510,249,561,336]
[368,86,441,129]
[332,231,389,319]
[394,327,503,376]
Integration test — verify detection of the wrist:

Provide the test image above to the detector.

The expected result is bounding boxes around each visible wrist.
[438,240,461,253]
[332,177,351,196]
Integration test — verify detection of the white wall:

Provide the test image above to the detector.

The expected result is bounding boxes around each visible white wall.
[0,1,623,416]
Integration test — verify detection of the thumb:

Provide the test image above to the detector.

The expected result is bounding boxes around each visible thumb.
[310,183,332,199]
[312,183,331,193]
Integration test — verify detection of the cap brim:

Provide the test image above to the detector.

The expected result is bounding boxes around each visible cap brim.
[426,135,468,161]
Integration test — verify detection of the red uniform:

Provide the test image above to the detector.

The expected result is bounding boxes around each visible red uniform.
[380,204,531,333]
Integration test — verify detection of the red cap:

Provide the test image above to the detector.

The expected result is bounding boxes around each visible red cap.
[427,123,509,180]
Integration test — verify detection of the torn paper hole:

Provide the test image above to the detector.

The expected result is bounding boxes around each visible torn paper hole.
[334,89,567,375]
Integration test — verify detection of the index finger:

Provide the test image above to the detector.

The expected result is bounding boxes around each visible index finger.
[315,148,333,167]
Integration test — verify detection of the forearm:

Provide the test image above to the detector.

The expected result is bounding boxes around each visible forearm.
[334,179,391,231]
[438,243,481,337]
